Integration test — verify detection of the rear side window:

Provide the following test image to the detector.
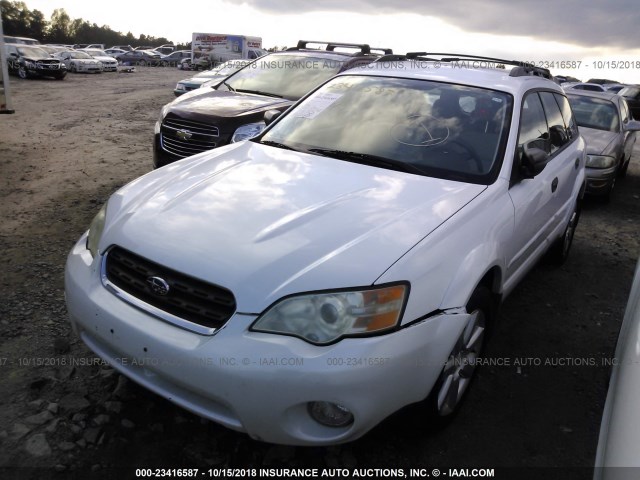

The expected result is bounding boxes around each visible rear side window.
[517,93,550,160]
[539,92,569,153]
[554,94,579,140]
[620,99,630,124]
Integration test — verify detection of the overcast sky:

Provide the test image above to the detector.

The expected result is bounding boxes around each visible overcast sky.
[22,0,640,82]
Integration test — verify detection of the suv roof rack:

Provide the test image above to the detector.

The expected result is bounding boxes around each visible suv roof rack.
[290,40,372,55]
[404,52,552,79]
[370,48,393,55]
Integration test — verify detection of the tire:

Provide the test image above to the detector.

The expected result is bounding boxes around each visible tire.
[137,60,147,67]
[618,155,630,178]
[54,73,66,80]
[18,66,28,79]
[548,198,581,265]
[424,286,492,425]
[70,64,77,73]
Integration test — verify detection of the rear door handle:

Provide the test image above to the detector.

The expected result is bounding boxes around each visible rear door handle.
[551,177,559,193]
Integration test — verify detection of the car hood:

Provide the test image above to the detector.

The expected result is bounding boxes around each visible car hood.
[23,55,58,62]
[168,88,292,119]
[104,142,485,313]
[181,76,223,86]
[579,127,618,155]
[93,56,116,62]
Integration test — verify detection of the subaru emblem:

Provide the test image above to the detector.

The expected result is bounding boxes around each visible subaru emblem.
[147,276,170,296]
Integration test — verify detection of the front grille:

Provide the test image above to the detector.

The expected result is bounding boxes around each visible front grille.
[36,61,60,70]
[104,247,236,331]
[160,115,219,158]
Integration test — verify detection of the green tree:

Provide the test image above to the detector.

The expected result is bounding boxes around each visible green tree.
[47,8,72,43]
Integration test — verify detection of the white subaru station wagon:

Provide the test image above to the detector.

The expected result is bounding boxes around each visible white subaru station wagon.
[65,53,586,445]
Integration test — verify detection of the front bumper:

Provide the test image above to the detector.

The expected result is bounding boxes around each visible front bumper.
[65,235,469,445]
[73,63,102,73]
[585,165,617,196]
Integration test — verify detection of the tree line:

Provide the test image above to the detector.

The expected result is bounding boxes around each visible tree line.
[1,1,188,49]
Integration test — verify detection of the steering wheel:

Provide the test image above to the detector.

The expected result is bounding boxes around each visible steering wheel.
[446,139,484,173]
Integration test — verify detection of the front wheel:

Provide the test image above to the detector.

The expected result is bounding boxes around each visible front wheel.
[618,155,630,178]
[422,286,492,426]
[18,66,28,79]
[137,60,147,67]
[548,198,581,265]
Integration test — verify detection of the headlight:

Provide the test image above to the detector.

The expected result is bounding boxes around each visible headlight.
[86,204,107,258]
[176,83,186,91]
[231,122,266,143]
[24,60,35,68]
[159,103,171,123]
[586,155,615,168]
[251,283,408,344]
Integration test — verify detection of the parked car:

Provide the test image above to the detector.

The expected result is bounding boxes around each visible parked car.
[109,45,133,52]
[153,45,176,56]
[618,85,640,120]
[154,41,392,167]
[160,50,191,67]
[104,48,127,56]
[564,82,607,92]
[80,48,118,72]
[173,60,249,96]
[3,35,39,45]
[39,45,72,56]
[594,259,640,477]
[55,51,102,73]
[115,50,162,66]
[66,53,587,446]
[4,44,66,79]
[566,90,640,198]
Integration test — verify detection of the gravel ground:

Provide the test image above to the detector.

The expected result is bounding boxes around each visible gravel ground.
[0,67,639,480]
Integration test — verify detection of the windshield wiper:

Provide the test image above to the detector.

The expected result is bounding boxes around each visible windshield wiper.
[260,140,299,151]
[221,80,235,92]
[307,148,426,175]
[235,89,283,98]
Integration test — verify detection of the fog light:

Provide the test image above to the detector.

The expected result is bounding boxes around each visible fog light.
[308,401,354,427]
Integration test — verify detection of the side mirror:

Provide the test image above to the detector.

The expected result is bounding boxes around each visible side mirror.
[520,145,549,178]
[549,125,568,147]
[264,109,282,126]
[623,120,640,132]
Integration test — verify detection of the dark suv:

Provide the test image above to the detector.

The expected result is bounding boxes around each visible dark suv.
[153,41,391,168]
[4,44,66,80]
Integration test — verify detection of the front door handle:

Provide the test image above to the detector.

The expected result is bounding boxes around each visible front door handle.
[551,177,559,193]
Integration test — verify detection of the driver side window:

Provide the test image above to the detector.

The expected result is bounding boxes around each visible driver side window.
[517,93,550,162]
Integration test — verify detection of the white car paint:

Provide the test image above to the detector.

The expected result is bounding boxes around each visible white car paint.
[65,60,587,445]
[594,259,640,477]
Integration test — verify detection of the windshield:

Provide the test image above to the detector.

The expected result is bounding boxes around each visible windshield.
[85,49,107,56]
[567,95,620,132]
[259,75,513,184]
[17,46,48,57]
[223,54,345,100]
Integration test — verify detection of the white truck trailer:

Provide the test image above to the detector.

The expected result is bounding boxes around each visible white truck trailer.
[191,33,264,68]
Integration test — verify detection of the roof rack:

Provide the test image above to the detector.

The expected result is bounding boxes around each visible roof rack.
[289,40,371,55]
[404,52,552,79]
[376,54,407,62]
[370,47,393,55]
